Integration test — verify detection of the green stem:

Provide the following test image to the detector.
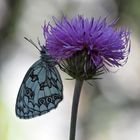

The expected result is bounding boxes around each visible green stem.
[69,80,84,140]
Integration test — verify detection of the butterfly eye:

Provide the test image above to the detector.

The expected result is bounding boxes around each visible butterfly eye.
[26,89,29,94]
[47,97,52,103]
[53,95,62,100]
[54,95,58,100]
[38,98,46,105]
[26,88,34,99]
[53,96,57,100]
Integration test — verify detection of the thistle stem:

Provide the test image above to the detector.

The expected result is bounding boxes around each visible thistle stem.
[69,80,84,140]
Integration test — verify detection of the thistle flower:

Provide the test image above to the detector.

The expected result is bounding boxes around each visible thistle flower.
[42,16,131,140]
[43,16,130,80]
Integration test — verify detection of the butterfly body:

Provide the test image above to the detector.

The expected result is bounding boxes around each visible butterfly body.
[16,51,63,119]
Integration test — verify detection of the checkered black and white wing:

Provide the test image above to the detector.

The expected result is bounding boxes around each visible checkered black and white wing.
[15,59,63,119]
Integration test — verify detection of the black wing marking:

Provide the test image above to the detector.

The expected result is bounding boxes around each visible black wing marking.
[15,59,63,119]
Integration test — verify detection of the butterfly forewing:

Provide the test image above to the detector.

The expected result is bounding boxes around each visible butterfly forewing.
[16,59,63,119]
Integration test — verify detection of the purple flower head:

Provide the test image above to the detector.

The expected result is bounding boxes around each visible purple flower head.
[43,16,130,80]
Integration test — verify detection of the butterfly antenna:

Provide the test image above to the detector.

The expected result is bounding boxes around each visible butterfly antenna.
[24,37,41,52]
[37,37,47,51]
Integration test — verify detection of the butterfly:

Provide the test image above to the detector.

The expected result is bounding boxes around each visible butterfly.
[15,38,63,119]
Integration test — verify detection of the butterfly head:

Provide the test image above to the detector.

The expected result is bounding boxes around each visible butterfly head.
[24,37,57,66]
[40,46,57,66]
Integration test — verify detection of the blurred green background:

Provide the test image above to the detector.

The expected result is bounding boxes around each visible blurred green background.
[0,0,140,140]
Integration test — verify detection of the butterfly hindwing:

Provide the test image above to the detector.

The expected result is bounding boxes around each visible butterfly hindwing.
[16,59,63,119]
